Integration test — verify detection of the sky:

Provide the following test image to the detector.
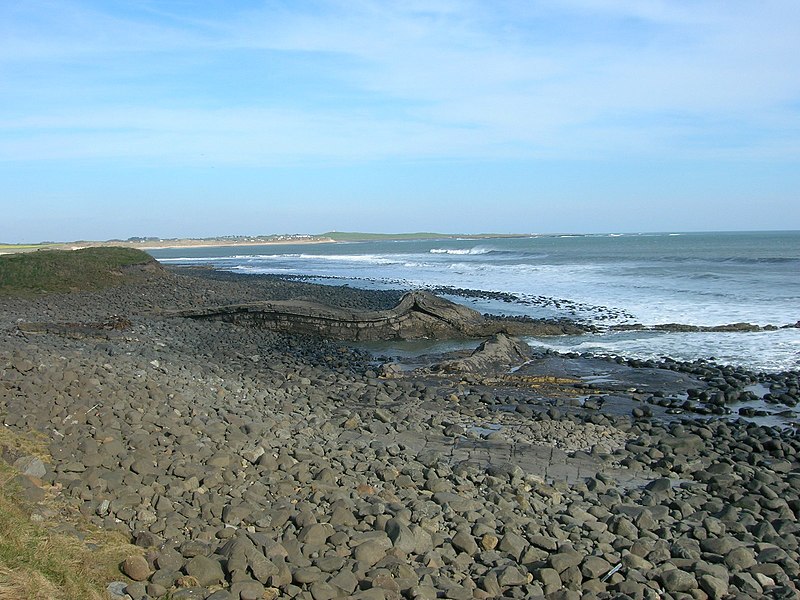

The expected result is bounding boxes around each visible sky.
[1,1,799,242]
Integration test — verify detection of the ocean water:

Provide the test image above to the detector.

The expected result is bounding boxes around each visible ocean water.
[149,231,800,372]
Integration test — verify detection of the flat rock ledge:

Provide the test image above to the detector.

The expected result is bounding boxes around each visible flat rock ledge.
[163,290,589,341]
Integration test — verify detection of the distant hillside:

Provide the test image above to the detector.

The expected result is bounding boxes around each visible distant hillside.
[0,247,160,296]
[0,243,57,254]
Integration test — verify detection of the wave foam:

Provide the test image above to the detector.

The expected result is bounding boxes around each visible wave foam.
[430,247,493,255]
[274,253,406,265]
[527,329,800,372]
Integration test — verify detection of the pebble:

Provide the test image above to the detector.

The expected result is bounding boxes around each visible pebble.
[1,269,798,600]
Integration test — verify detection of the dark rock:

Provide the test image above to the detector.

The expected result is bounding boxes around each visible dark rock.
[451,531,479,555]
[183,555,225,587]
[550,552,583,574]
[498,532,528,560]
[436,333,532,374]
[121,555,151,582]
[659,568,697,592]
[699,574,728,600]
[495,565,528,587]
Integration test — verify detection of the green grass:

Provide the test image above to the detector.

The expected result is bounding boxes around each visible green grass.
[0,247,157,296]
[0,245,54,251]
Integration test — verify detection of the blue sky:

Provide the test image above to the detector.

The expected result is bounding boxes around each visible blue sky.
[1,0,799,242]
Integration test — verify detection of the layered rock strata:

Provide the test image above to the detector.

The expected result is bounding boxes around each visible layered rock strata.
[165,291,589,341]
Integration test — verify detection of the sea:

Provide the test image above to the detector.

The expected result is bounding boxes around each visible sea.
[149,231,800,373]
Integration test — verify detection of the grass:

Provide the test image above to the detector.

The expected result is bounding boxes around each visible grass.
[0,428,50,463]
[0,244,55,252]
[0,247,157,296]
[0,428,140,600]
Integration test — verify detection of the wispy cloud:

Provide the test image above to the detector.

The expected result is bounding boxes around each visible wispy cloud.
[1,0,799,164]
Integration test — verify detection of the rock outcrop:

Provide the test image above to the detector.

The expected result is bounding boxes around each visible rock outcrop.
[435,333,533,374]
[165,290,590,341]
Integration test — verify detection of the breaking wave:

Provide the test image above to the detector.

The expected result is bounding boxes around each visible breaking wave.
[430,247,494,255]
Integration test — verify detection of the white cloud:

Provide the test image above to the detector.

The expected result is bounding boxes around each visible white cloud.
[0,0,798,164]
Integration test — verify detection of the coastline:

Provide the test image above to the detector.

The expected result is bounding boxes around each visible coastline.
[147,231,800,373]
[1,266,798,598]
[128,238,337,250]
[0,232,540,254]
[0,238,337,255]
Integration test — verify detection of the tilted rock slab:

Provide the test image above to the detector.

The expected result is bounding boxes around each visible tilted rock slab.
[434,332,533,374]
[164,290,589,341]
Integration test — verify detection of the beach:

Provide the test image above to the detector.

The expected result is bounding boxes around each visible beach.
[4,0,799,596]
[1,262,798,599]
[0,238,337,256]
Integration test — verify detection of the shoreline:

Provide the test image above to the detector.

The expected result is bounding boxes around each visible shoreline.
[0,238,338,255]
[0,232,541,254]
[1,268,799,598]
[127,238,337,250]
[173,267,800,374]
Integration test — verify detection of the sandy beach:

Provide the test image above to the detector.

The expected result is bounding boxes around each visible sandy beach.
[127,239,337,251]
[0,237,337,256]
[1,265,799,599]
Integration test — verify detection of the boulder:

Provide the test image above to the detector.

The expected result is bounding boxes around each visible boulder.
[436,333,532,374]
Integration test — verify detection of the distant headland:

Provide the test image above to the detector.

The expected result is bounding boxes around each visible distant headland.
[0,231,534,254]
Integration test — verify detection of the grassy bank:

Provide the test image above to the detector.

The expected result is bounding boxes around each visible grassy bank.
[0,429,138,600]
[0,247,158,296]
[0,244,55,253]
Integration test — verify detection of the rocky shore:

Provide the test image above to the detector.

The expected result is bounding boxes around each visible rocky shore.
[1,267,799,600]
